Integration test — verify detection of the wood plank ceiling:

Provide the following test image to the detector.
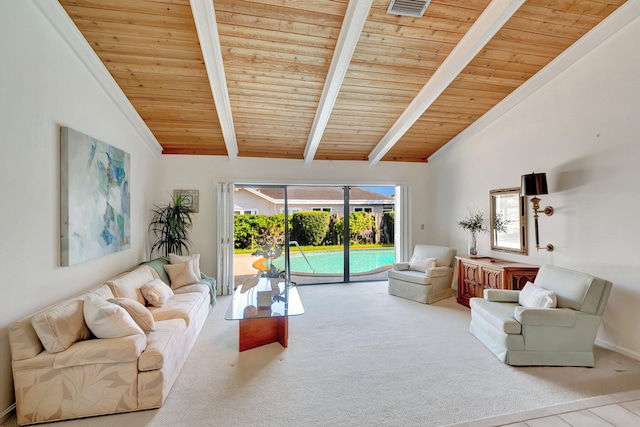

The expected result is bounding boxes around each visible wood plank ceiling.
[58,0,627,163]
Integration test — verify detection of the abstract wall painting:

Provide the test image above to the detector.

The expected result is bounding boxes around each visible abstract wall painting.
[60,127,131,266]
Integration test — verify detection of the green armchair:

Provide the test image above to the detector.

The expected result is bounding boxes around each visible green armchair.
[470,264,612,367]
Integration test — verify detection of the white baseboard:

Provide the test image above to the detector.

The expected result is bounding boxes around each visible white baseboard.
[0,403,15,423]
[596,339,640,362]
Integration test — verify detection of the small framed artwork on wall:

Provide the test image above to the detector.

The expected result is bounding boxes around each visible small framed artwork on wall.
[174,189,199,213]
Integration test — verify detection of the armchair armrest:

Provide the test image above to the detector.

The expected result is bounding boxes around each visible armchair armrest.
[426,266,450,278]
[393,262,410,271]
[483,289,520,303]
[514,306,577,327]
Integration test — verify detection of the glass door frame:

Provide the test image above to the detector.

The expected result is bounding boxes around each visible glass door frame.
[233,183,395,285]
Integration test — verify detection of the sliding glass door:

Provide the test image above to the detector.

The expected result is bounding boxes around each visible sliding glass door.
[233,184,395,286]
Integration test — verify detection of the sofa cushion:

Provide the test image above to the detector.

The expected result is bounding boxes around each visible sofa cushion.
[8,318,44,361]
[83,295,144,339]
[139,256,171,284]
[148,292,207,325]
[409,256,436,272]
[108,297,155,332]
[163,260,200,289]
[141,279,174,307]
[53,334,147,369]
[519,282,557,308]
[31,299,91,354]
[173,283,209,295]
[139,318,186,371]
[105,265,155,306]
[169,253,201,279]
[470,298,521,335]
[412,244,456,268]
[388,269,432,285]
[90,284,116,300]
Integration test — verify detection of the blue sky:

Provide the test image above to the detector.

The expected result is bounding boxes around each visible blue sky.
[360,186,395,196]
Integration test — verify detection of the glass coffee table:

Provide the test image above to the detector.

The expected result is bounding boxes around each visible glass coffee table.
[224,277,304,352]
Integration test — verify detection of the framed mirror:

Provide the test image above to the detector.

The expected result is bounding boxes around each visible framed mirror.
[490,187,527,254]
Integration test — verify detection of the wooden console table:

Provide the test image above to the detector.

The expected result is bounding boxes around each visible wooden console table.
[456,256,540,308]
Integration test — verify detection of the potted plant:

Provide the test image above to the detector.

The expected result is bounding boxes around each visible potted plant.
[149,192,193,257]
[457,209,487,257]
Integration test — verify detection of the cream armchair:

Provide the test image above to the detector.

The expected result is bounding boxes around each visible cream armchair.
[470,264,612,367]
[388,244,457,304]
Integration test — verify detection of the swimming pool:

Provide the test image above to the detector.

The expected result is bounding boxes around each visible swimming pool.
[272,248,394,275]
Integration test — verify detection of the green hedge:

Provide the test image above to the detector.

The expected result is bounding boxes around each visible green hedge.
[234,211,394,249]
[234,213,284,249]
[290,211,330,246]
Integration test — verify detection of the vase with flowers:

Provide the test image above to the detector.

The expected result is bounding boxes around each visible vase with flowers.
[457,209,487,257]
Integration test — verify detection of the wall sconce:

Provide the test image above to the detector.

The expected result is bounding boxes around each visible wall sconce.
[521,172,554,252]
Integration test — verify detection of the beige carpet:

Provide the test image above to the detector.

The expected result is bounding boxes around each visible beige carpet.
[4,281,640,427]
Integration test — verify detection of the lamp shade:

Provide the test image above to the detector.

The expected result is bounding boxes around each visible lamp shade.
[521,172,548,196]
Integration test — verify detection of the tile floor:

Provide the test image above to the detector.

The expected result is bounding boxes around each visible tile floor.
[447,389,640,427]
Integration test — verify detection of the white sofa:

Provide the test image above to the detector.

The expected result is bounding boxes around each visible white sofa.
[8,258,214,426]
[470,264,612,367]
[388,244,457,304]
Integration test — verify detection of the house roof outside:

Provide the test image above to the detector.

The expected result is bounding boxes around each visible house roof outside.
[249,186,394,206]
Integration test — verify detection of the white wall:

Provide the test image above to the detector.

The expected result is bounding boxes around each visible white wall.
[233,189,275,215]
[425,15,640,359]
[0,1,160,417]
[154,156,431,277]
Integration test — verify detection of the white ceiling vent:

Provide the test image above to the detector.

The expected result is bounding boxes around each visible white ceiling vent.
[387,0,431,17]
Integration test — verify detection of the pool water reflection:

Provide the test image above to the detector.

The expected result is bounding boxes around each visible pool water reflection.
[273,248,394,275]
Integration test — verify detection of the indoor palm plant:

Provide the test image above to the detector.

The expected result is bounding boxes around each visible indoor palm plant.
[149,192,193,257]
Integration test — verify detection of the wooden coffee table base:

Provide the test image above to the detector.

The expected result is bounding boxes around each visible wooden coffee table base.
[239,316,288,352]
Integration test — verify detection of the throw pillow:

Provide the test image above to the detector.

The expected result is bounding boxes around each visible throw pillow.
[519,281,557,309]
[31,299,91,354]
[409,256,437,272]
[105,265,154,306]
[169,253,201,279]
[141,279,174,307]
[83,294,144,339]
[163,260,199,290]
[108,297,155,332]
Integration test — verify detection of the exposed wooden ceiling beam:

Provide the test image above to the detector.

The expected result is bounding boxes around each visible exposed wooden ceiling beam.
[190,0,238,161]
[368,0,526,165]
[303,0,374,164]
